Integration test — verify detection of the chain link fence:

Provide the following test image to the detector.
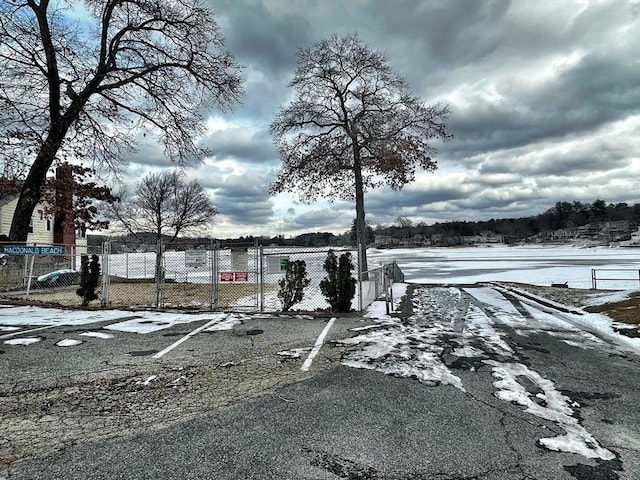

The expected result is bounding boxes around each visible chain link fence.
[0,242,99,305]
[0,240,400,313]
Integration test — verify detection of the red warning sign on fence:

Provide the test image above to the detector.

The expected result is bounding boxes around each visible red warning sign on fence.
[220,271,249,282]
[234,271,249,282]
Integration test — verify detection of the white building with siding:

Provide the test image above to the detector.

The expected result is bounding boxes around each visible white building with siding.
[0,195,87,252]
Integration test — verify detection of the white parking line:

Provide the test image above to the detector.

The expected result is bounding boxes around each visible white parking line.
[0,324,57,339]
[301,317,336,372]
[152,317,226,359]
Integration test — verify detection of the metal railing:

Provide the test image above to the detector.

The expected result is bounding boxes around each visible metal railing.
[591,268,640,289]
[361,261,402,314]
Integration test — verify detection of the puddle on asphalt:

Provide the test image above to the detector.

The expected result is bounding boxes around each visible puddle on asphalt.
[127,350,159,357]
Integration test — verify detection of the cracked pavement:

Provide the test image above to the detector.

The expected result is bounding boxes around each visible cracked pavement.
[2,285,640,479]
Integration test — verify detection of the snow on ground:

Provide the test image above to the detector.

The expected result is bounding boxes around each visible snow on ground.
[0,306,245,336]
[363,283,408,321]
[487,285,640,355]
[486,361,614,460]
[79,331,114,339]
[3,337,42,346]
[2,245,638,460]
[351,284,631,460]
[56,339,83,347]
[102,312,241,334]
[277,347,312,358]
[343,287,515,393]
[0,305,142,327]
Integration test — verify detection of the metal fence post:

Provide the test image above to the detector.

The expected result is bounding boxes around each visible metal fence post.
[212,241,219,309]
[101,241,110,307]
[253,240,259,311]
[208,239,214,309]
[383,267,389,315]
[390,262,396,307]
[155,239,164,307]
[357,243,363,311]
[25,255,35,297]
[259,245,264,312]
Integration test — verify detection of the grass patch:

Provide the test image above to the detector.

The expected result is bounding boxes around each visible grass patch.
[585,291,640,325]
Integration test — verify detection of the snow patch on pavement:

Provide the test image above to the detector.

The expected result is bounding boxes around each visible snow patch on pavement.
[0,326,21,332]
[204,314,245,332]
[278,347,312,358]
[0,305,142,327]
[56,339,83,347]
[486,360,615,460]
[103,312,238,334]
[341,287,514,392]
[499,287,640,356]
[0,305,243,335]
[343,285,619,461]
[4,337,42,346]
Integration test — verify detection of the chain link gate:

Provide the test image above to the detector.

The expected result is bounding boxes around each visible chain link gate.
[100,240,263,310]
[1,240,398,312]
[260,247,361,311]
[211,242,261,311]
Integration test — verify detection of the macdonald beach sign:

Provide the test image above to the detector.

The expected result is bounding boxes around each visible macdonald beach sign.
[2,245,65,256]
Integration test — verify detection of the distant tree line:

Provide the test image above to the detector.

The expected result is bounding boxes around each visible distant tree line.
[88,199,640,249]
[374,199,640,244]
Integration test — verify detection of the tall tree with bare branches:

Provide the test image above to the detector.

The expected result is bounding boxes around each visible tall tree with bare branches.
[0,0,243,241]
[270,34,450,274]
[107,169,217,282]
[109,170,217,244]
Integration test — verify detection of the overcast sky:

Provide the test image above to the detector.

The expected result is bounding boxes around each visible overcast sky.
[124,0,640,238]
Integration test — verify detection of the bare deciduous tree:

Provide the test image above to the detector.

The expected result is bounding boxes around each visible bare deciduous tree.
[110,170,217,243]
[270,34,450,273]
[0,0,243,241]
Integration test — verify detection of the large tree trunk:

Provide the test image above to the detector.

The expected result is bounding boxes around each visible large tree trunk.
[9,135,62,241]
[352,149,368,279]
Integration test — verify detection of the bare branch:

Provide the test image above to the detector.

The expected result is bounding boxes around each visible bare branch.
[107,170,217,241]
[0,0,243,240]
[270,33,451,273]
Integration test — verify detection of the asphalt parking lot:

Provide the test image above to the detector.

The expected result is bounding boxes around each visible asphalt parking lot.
[2,284,640,479]
[1,310,362,471]
[0,311,358,387]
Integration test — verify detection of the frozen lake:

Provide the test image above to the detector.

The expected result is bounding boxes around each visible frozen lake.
[368,244,640,290]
